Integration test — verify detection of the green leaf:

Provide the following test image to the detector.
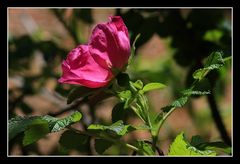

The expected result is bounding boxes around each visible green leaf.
[197,142,231,155]
[132,80,144,90]
[117,90,132,108]
[142,82,166,93]
[151,112,164,137]
[168,132,216,156]
[23,119,49,146]
[67,86,98,104]
[95,139,113,155]
[181,89,211,96]
[190,135,231,155]
[162,97,188,113]
[190,135,205,146]
[9,116,39,140]
[42,111,82,132]
[193,52,224,80]
[205,51,224,67]
[128,33,141,65]
[118,90,132,100]
[59,130,89,152]
[112,102,127,123]
[88,120,136,138]
[9,111,82,142]
[204,29,223,43]
[136,141,155,155]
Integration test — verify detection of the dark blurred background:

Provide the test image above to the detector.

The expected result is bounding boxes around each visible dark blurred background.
[8,8,231,155]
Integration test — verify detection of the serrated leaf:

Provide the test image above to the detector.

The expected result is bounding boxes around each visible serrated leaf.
[88,120,136,138]
[59,130,89,152]
[9,116,39,140]
[67,86,98,104]
[42,111,82,132]
[142,83,166,93]
[190,135,231,155]
[136,141,155,155]
[95,139,113,155]
[193,52,224,80]
[162,97,188,113]
[171,97,188,107]
[9,111,82,142]
[168,132,216,156]
[23,119,49,146]
[182,89,211,96]
[191,136,231,155]
[205,51,224,67]
[195,141,231,155]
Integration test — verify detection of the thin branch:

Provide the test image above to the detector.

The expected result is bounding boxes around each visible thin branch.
[143,140,164,156]
[207,90,231,146]
[52,9,79,45]
[49,98,86,116]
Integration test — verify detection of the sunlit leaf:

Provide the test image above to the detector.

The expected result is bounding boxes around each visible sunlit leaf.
[181,89,211,96]
[142,82,166,93]
[193,52,224,80]
[88,120,137,138]
[168,132,216,156]
[42,111,82,132]
[9,111,82,142]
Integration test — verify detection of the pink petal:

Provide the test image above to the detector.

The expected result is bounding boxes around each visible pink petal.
[89,16,130,70]
[58,45,113,88]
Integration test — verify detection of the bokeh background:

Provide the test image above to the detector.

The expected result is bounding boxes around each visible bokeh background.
[8,8,232,155]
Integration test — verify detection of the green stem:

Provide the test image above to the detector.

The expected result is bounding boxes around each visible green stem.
[153,79,200,146]
[223,56,231,62]
[125,143,139,152]
[156,106,177,137]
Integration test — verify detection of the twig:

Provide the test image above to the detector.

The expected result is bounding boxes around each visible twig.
[143,140,164,156]
[49,98,86,116]
[52,9,79,45]
[207,90,231,146]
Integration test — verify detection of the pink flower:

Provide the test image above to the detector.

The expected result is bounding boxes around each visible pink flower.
[58,16,130,88]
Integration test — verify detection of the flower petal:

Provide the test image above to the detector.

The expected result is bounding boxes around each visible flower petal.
[58,45,113,88]
[89,16,130,70]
